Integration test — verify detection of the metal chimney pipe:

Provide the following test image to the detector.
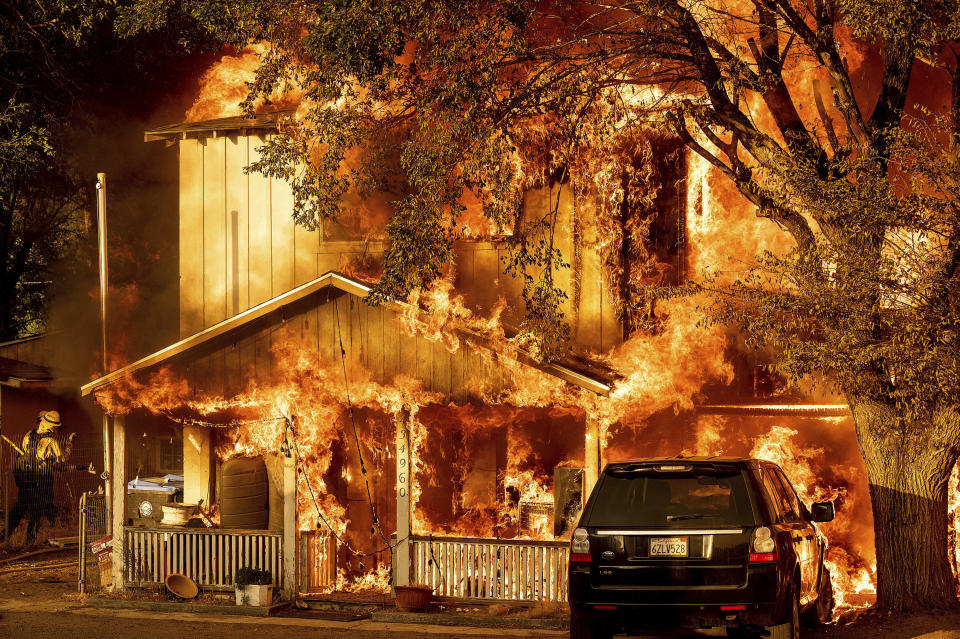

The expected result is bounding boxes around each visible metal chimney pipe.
[96,173,112,504]
[96,173,108,371]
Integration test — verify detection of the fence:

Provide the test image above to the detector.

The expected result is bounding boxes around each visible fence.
[1,438,103,546]
[299,530,337,593]
[122,527,282,590]
[410,535,570,602]
[78,491,109,593]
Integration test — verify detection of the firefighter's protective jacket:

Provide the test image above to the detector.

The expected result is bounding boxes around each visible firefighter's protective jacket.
[14,424,72,477]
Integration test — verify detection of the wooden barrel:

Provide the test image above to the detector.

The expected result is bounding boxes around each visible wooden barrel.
[221,456,269,530]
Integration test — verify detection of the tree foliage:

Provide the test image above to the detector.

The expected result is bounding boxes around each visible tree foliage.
[0,0,215,340]
[0,0,106,337]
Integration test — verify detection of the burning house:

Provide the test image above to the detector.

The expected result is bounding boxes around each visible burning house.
[78,106,894,607]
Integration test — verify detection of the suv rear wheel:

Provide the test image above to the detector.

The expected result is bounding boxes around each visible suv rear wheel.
[766,590,800,639]
[570,608,612,639]
[802,568,834,627]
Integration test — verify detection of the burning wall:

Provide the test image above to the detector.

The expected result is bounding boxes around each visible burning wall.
[414,405,586,539]
[172,123,636,354]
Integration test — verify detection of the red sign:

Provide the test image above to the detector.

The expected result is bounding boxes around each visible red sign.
[90,534,112,555]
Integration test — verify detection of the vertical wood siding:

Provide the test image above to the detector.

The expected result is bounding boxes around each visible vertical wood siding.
[177,290,534,400]
[203,136,227,327]
[247,135,273,308]
[225,135,250,316]
[179,139,204,338]
[178,134,627,353]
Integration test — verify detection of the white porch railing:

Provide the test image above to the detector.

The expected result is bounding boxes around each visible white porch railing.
[410,535,570,602]
[124,527,282,590]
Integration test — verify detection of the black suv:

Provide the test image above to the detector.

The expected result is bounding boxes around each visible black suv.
[568,457,836,639]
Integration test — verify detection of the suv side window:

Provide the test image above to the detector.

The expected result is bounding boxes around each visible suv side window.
[760,467,789,523]
[763,467,801,523]
[773,468,808,522]
[760,466,786,523]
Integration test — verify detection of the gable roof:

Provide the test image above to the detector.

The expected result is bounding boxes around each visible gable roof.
[0,356,52,387]
[80,271,613,398]
[144,110,296,142]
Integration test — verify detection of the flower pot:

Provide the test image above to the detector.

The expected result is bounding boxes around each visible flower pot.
[235,584,273,606]
[394,585,433,612]
[165,573,199,599]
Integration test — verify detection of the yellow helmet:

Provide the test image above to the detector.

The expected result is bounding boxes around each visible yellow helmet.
[38,410,61,433]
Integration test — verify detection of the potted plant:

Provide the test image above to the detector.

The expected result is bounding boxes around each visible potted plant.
[394,583,434,612]
[234,567,273,606]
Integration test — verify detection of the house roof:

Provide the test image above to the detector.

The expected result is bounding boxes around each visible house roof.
[144,109,296,142]
[0,356,52,387]
[80,271,613,398]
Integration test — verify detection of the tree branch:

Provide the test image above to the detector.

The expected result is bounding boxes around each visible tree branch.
[812,77,841,156]
[760,0,870,148]
[749,3,819,157]
[868,39,916,145]
[669,109,820,269]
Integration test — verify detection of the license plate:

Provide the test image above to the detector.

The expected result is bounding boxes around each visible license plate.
[650,536,688,557]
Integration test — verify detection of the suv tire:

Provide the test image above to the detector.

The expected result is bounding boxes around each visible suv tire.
[802,568,834,627]
[766,591,800,639]
[570,608,612,639]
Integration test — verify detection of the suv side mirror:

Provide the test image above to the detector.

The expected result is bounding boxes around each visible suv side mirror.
[810,501,835,523]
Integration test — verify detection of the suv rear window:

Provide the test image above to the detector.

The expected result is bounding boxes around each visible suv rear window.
[587,468,757,527]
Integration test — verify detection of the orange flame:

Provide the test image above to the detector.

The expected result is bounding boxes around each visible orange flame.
[186,44,301,122]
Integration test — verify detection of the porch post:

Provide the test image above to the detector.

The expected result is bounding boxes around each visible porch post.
[584,415,600,501]
[111,414,125,590]
[102,413,111,515]
[182,425,213,507]
[281,432,297,600]
[393,407,411,587]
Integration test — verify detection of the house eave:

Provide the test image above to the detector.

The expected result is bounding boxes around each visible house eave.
[81,271,611,398]
[143,110,296,142]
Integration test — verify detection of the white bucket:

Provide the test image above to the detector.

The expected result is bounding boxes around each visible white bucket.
[160,503,195,526]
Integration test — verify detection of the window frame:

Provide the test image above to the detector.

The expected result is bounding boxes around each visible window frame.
[760,465,796,523]
[773,467,810,522]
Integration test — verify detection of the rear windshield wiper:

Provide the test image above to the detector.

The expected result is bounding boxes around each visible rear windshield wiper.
[666,513,706,521]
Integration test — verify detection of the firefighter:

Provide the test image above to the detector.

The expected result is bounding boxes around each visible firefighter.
[3,410,90,545]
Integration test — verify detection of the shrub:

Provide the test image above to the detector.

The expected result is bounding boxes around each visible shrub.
[234,567,272,588]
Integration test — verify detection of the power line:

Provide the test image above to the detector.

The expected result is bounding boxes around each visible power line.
[284,416,405,560]
[334,297,391,549]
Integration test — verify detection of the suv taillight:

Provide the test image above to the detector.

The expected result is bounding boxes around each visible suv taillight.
[750,526,777,562]
[570,527,591,562]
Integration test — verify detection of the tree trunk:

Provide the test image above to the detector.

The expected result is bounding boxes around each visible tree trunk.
[851,400,960,611]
